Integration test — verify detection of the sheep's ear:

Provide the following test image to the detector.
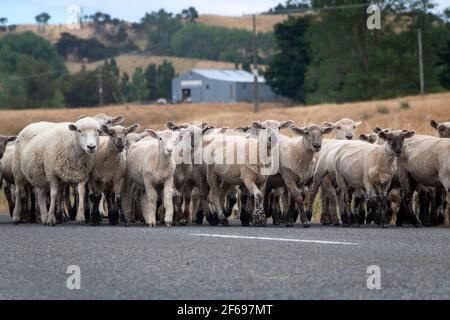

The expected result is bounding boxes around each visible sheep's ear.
[403,130,415,139]
[378,130,388,140]
[126,123,140,134]
[279,120,294,129]
[145,129,159,139]
[76,115,86,121]
[359,134,369,142]
[322,121,335,128]
[430,120,439,129]
[201,122,209,129]
[321,125,335,134]
[68,124,78,131]
[373,127,383,134]
[166,121,178,130]
[251,121,264,130]
[7,136,17,142]
[290,126,306,136]
[109,115,125,126]
[355,121,362,127]
[202,126,213,135]
[101,124,112,136]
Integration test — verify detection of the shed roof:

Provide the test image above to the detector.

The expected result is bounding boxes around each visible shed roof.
[191,69,265,83]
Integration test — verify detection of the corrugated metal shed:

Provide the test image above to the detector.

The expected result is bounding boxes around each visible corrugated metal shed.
[191,69,265,83]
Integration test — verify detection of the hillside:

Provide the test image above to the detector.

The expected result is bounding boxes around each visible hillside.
[197,14,291,32]
[66,54,237,76]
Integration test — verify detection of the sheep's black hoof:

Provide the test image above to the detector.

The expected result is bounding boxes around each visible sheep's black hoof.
[285,221,294,227]
[382,223,388,229]
[306,211,312,222]
[302,222,310,228]
[179,219,187,226]
[220,219,229,226]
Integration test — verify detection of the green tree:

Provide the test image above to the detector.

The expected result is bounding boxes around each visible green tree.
[141,9,183,55]
[144,63,158,99]
[156,60,175,99]
[264,16,311,102]
[0,32,66,108]
[129,67,147,102]
[35,12,51,33]
[119,72,131,102]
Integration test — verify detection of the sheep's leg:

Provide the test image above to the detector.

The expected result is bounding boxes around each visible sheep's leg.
[182,182,194,225]
[239,188,251,226]
[207,168,225,224]
[354,190,365,225]
[112,181,124,226]
[272,187,284,225]
[173,187,184,225]
[56,186,65,224]
[47,180,60,227]
[99,193,107,219]
[36,188,48,225]
[142,180,158,227]
[120,178,134,225]
[191,187,201,224]
[105,189,118,225]
[242,177,265,227]
[398,168,421,227]
[283,174,308,227]
[305,169,328,222]
[75,182,87,224]
[4,184,15,217]
[163,177,175,227]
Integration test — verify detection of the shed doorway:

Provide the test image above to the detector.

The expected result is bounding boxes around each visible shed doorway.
[182,89,191,102]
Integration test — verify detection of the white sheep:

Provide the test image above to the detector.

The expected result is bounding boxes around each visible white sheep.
[12,117,101,225]
[122,129,189,227]
[307,129,415,228]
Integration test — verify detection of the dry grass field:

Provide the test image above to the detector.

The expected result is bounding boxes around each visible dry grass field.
[66,54,236,75]
[197,14,292,32]
[0,91,448,214]
[0,92,448,136]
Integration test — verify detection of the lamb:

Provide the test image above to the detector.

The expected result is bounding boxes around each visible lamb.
[202,132,274,226]
[85,123,139,225]
[430,119,450,138]
[319,118,362,225]
[307,129,415,228]
[122,129,189,227]
[276,124,335,227]
[12,117,101,225]
[165,121,208,225]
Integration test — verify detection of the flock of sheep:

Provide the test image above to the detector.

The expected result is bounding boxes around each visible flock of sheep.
[0,113,449,229]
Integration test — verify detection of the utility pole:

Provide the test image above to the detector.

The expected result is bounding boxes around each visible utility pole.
[252,14,260,113]
[98,71,103,106]
[418,28,425,95]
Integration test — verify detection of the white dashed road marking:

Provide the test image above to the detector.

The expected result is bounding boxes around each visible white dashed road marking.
[190,233,358,245]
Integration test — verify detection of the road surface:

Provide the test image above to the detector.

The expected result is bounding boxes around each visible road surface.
[0,215,449,299]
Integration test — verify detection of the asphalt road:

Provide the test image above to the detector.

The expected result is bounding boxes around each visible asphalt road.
[0,214,449,300]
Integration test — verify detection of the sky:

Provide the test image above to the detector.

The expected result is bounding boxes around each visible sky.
[0,0,449,24]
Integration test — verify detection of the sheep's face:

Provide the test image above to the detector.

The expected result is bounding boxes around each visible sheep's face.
[324,118,361,140]
[359,133,377,144]
[0,135,16,159]
[166,121,206,150]
[69,118,101,154]
[378,129,415,157]
[290,123,335,152]
[145,129,190,157]
[102,124,139,152]
[430,120,450,138]
[240,120,293,147]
